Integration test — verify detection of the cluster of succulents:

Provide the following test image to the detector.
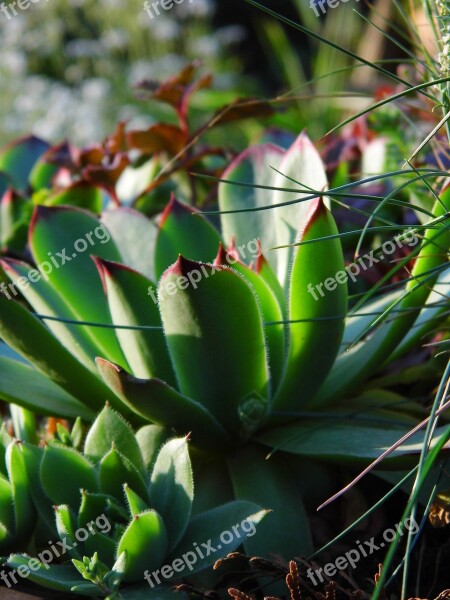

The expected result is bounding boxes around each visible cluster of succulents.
[1,127,449,581]
[0,405,266,598]
[3,0,450,596]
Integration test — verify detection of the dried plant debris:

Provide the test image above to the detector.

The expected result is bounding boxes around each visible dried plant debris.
[286,561,302,600]
[220,555,450,600]
[428,489,450,528]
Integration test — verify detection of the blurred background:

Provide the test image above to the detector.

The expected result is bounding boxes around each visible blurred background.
[0,0,407,146]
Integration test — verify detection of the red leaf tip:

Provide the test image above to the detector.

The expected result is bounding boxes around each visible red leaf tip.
[165,254,200,277]
[164,254,225,279]
[92,256,137,293]
[214,242,228,266]
[214,240,242,267]
[299,197,328,240]
[160,194,195,227]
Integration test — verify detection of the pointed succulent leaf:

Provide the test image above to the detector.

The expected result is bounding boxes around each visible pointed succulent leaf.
[218,144,285,270]
[55,423,72,446]
[117,510,168,582]
[257,422,450,465]
[55,504,81,559]
[97,359,232,451]
[273,198,347,412]
[29,205,128,366]
[124,484,149,517]
[84,405,145,476]
[154,196,221,278]
[6,557,89,593]
[215,244,284,391]
[273,132,329,288]
[78,491,109,531]
[150,437,193,551]
[167,501,268,577]
[103,550,127,592]
[0,135,49,190]
[228,444,312,557]
[95,258,175,384]
[1,258,100,369]
[6,441,36,545]
[41,443,98,510]
[20,442,55,530]
[71,418,84,450]
[0,357,95,420]
[159,257,270,440]
[0,295,128,416]
[9,405,36,444]
[255,249,286,315]
[315,189,450,403]
[101,208,158,281]
[99,446,149,503]
[136,425,173,472]
[0,476,13,533]
[72,552,108,584]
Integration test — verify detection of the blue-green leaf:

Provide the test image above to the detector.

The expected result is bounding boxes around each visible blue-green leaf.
[117,510,168,583]
[5,557,89,593]
[96,358,232,451]
[29,205,128,366]
[84,405,145,476]
[218,144,284,270]
[228,443,312,557]
[272,132,329,288]
[101,207,158,281]
[159,257,269,440]
[150,437,193,551]
[41,443,98,509]
[273,198,347,413]
[167,501,268,577]
[95,257,175,384]
[0,357,94,420]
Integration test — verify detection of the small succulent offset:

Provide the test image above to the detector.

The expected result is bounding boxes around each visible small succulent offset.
[0,132,450,561]
[2,405,267,599]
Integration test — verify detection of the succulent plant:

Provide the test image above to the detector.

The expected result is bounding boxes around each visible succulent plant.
[0,132,449,562]
[0,424,36,556]
[2,405,267,599]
